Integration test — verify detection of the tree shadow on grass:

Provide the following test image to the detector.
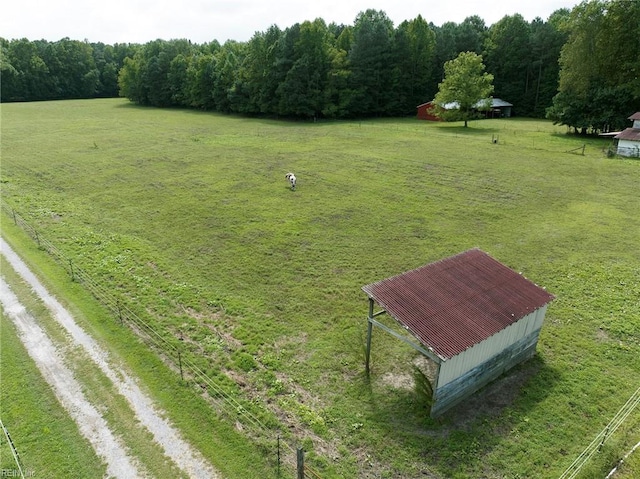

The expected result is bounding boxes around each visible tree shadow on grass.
[434,123,496,132]
[115,101,146,109]
[432,123,506,142]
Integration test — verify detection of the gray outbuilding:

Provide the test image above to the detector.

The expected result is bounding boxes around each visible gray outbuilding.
[614,112,640,157]
[363,248,555,417]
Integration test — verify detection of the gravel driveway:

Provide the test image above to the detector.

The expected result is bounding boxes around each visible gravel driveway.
[1,238,220,478]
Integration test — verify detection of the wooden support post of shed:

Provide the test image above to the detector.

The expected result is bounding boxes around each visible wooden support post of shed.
[365,297,441,374]
[365,298,374,376]
[365,297,443,386]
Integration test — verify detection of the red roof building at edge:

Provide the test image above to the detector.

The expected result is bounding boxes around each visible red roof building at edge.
[362,248,555,360]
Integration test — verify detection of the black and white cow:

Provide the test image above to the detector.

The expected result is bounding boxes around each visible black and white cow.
[285,172,296,190]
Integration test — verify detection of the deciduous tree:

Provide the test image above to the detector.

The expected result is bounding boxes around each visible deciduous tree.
[547,0,640,133]
[432,51,494,127]
[393,15,436,114]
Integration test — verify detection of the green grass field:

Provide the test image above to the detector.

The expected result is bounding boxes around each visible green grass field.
[1,98,639,478]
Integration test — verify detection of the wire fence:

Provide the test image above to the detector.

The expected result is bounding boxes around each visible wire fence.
[605,439,640,479]
[1,418,25,479]
[1,200,323,478]
[558,385,640,479]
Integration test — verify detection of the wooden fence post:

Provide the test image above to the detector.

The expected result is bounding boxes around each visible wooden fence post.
[599,426,610,451]
[277,435,281,478]
[297,447,304,479]
[69,259,75,282]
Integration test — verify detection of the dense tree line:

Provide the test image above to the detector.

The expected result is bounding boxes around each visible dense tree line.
[2,1,637,129]
[1,9,569,119]
[546,0,640,133]
[1,38,137,101]
[115,10,572,119]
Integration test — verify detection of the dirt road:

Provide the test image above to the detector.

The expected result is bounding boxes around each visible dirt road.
[0,238,220,478]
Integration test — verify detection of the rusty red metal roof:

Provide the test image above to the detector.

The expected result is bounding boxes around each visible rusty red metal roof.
[362,249,555,360]
[615,128,640,141]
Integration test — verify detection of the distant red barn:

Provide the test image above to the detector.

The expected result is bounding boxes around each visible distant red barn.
[416,102,442,121]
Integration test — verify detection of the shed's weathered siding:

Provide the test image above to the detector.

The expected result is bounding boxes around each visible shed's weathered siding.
[617,139,640,157]
[431,327,540,416]
[438,306,546,386]
[431,305,547,417]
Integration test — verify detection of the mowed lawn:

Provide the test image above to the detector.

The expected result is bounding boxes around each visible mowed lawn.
[1,98,639,478]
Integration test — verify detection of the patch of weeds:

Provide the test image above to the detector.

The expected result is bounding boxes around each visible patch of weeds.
[260,351,282,369]
[256,370,287,396]
[233,351,258,372]
[279,395,328,436]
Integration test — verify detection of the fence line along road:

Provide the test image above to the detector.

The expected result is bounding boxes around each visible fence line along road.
[1,418,26,479]
[1,200,270,432]
[558,385,640,479]
[1,199,326,478]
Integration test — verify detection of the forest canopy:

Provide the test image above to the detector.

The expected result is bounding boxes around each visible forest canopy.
[546,0,640,133]
[2,0,638,132]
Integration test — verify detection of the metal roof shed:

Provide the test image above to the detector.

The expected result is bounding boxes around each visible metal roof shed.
[614,112,640,157]
[362,249,555,417]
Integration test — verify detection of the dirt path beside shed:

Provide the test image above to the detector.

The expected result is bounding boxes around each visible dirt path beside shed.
[0,238,220,478]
